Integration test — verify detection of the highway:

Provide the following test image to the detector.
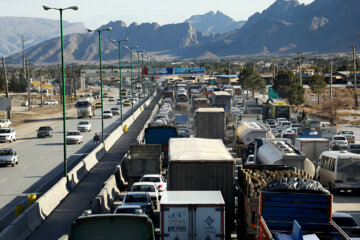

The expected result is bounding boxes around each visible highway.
[0,93,140,223]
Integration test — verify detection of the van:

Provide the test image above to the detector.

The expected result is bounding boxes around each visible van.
[316,151,360,193]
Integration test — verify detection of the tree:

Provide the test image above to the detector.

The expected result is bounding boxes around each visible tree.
[308,74,327,104]
[238,67,266,99]
[273,70,305,105]
[8,72,19,92]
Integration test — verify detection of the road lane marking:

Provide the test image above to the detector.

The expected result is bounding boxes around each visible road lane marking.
[22,165,29,170]
[0,178,7,183]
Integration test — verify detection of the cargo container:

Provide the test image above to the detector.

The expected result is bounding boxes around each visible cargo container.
[125,144,162,186]
[295,138,329,164]
[167,138,234,238]
[195,108,225,140]
[160,191,225,240]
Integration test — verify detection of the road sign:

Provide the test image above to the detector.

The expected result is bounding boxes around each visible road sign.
[268,86,280,99]
[0,98,11,111]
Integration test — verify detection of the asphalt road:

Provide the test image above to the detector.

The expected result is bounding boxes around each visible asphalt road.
[0,94,142,220]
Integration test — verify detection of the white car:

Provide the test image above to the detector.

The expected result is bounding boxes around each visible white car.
[338,130,356,144]
[0,148,19,167]
[330,135,348,150]
[0,119,12,128]
[131,182,159,205]
[103,111,113,119]
[276,118,288,124]
[116,99,123,105]
[279,121,292,129]
[44,100,58,105]
[66,130,83,144]
[0,128,16,143]
[140,174,167,193]
[77,121,91,132]
[109,96,115,102]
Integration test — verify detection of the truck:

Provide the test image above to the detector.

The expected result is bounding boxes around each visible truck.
[210,91,232,112]
[258,189,350,240]
[295,138,329,165]
[167,138,235,239]
[144,125,178,167]
[76,97,95,118]
[125,144,162,186]
[234,121,274,160]
[160,191,225,240]
[68,214,155,240]
[256,138,316,177]
[174,115,188,126]
[195,108,225,140]
[236,165,312,239]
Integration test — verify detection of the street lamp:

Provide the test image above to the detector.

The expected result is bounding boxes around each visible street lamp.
[43,5,78,179]
[124,45,138,114]
[111,38,128,124]
[137,50,145,101]
[88,27,112,145]
[140,51,146,97]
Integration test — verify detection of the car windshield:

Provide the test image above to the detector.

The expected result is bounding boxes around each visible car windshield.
[104,111,111,114]
[67,132,79,136]
[334,136,346,140]
[132,185,155,192]
[39,127,50,131]
[341,131,354,134]
[0,150,13,155]
[337,158,360,173]
[349,145,360,149]
[141,177,160,183]
[0,129,10,133]
[115,208,139,214]
[333,216,358,227]
[266,120,275,124]
[111,108,119,111]
[125,195,148,203]
[79,121,88,125]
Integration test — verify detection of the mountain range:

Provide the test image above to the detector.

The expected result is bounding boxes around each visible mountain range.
[7,0,360,64]
[0,17,87,57]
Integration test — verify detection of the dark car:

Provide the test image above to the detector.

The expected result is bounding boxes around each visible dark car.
[347,144,360,154]
[122,192,153,217]
[332,212,360,237]
[37,126,53,138]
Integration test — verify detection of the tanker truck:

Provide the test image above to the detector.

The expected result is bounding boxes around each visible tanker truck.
[255,138,316,177]
[233,121,274,161]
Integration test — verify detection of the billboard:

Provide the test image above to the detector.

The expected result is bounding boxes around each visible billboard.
[142,68,173,75]
[0,98,11,111]
[174,67,205,75]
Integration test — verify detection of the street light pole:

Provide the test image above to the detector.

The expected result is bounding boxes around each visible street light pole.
[141,52,145,97]
[88,27,112,145]
[124,46,138,114]
[111,38,128,124]
[43,5,78,179]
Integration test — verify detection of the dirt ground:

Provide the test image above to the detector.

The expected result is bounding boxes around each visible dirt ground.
[297,88,360,126]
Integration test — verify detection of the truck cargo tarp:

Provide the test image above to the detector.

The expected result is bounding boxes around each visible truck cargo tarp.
[262,177,330,194]
[169,138,233,161]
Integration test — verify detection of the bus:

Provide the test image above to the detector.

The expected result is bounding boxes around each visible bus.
[317,151,360,192]
[266,101,291,120]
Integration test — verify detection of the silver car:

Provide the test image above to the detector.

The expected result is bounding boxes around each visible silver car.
[0,148,19,167]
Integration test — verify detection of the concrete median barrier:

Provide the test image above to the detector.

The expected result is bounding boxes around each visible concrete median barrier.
[0,91,159,240]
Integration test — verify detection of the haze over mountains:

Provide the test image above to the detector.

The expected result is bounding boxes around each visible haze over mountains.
[6,0,360,64]
[0,17,87,57]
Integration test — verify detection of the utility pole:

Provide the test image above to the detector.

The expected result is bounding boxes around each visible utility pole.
[26,59,31,111]
[73,66,77,100]
[330,62,333,101]
[228,61,231,83]
[352,46,358,107]
[40,75,43,107]
[2,56,11,119]
[21,36,26,87]
[297,52,303,85]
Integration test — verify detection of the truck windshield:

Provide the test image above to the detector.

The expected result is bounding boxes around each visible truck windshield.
[77,102,90,107]
[0,129,10,133]
[337,158,360,173]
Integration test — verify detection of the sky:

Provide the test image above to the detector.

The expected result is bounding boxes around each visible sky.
[0,0,314,29]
